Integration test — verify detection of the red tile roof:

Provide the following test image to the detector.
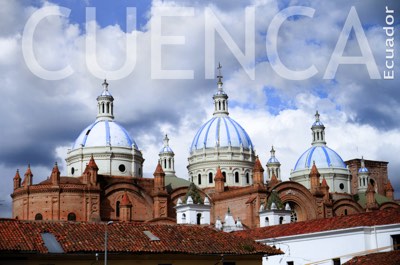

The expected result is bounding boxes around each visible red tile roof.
[235,208,400,240]
[343,250,400,265]
[0,219,282,255]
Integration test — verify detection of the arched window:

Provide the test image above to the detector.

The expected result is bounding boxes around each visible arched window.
[138,167,142,176]
[111,103,113,115]
[317,132,320,140]
[197,213,202,225]
[102,103,105,113]
[168,159,171,169]
[164,159,167,169]
[234,172,239,183]
[279,216,284,224]
[344,209,348,215]
[182,213,186,220]
[222,101,225,110]
[116,201,120,217]
[208,172,213,183]
[218,101,221,110]
[222,172,226,182]
[35,213,43,220]
[106,102,110,113]
[265,217,269,226]
[198,174,202,185]
[246,172,250,184]
[67,212,76,221]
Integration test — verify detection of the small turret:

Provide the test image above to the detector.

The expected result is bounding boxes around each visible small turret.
[366,183,378,211]
[309,161,322,195]
[119,191,132,222]
[153,162,166,194]
[214,166,225,193]
[384,181,394,200]
[96,79,114,121]
[159,134,176,177]
[311,111,326,146]
[266,146,281,181]
[13,170,21,190]
[22,164,33,188]
[357,157,370,193]
[50,162,60,185]
[252,156,264,186]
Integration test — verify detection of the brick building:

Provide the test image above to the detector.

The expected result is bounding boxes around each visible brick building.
[10,71,399,227]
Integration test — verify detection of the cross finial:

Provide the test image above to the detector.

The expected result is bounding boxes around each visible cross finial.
[102,79,109,91]
[217,62,223,85]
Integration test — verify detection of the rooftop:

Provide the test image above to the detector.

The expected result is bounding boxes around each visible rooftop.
[0,219,282,256]
[343,250,400,265]
[235,208,400,240]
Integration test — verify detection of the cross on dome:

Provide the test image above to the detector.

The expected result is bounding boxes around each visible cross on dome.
[213,63,229,116]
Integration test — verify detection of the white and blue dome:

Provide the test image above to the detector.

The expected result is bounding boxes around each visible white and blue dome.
[268,156,280,163]
[190,116,253,152]
[72,120,137,149]
[294,145,347,171]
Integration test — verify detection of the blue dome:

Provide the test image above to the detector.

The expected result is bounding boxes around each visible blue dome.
[72,120,137,149]
[160,146,174,153]
[294,146,346,171]
[268,157,280,163]
[190,116,253,151]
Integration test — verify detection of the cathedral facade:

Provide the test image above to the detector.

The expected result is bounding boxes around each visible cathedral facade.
[10,69,399,227]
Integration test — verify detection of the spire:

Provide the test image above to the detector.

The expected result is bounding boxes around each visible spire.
[253,156,264,173]
[96,79,114,121]
[50,162,60,185]
[14,169,21,180]
[159,134,175,177]
[87,154,99,170]
[266,146,281,181]
[217,62,223,89]
[213,63,229,116]
[23,164,33,188]
[120,191,132,207]
[311,111,326,146]
[358,156,370,193]
[214,166,225,193]
[13,169,21,190]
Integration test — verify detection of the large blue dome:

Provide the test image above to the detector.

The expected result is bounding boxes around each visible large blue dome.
[190,116,253,152]
[294,145,347,171]
[72,120,137,149]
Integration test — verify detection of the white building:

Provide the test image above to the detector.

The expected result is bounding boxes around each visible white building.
[235,208,400,265]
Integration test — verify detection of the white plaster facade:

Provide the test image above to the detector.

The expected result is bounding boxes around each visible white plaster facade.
[175,196,211,225]
[262,223,400,265]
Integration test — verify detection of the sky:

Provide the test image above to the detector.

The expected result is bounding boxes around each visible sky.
[0,0,399,217]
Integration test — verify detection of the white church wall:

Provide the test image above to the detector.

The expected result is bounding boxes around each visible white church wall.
[261,224,400,265]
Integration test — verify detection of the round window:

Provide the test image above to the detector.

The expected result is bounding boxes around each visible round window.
[339,183,345,190]
[118,164,126,173]
[71,167,75,175]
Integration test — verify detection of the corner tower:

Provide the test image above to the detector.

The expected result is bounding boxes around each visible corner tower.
[66,80,144,177]
[187,64,256,188]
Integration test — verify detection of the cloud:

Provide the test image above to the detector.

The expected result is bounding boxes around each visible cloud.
[0,0,399,217]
